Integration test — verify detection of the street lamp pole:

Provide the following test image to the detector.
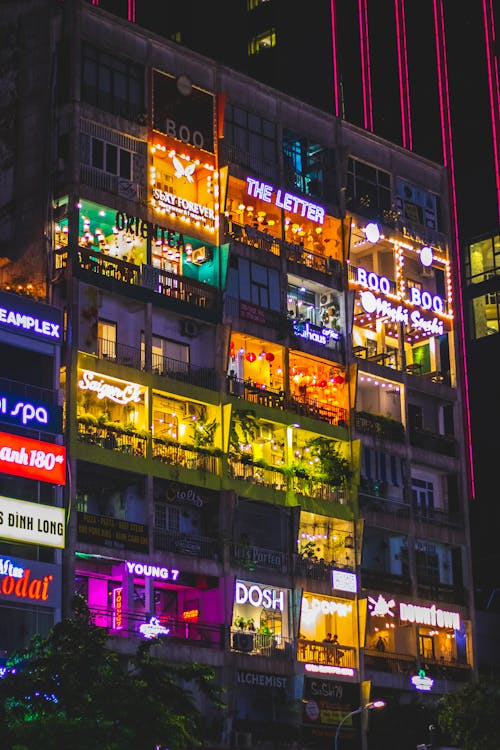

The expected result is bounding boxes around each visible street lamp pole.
[334,700,386,750]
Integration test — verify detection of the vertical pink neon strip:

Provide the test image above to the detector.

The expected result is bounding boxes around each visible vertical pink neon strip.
[330,0,341,118]
[483,0,500,223]
[128,0,136,22]
[358,0,373,131]
[433,0,475,499]
[394,0,413,149]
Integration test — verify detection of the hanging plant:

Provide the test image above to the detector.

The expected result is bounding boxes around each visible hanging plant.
[229,409,259,454]
[190,417,218,449]
[305,436,352,486]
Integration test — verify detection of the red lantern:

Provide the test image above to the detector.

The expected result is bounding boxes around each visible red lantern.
[245,352,256,363]
[318,380,327,388]
[229,341,235,358]
[265,352,275,362]
[334,375,345,384]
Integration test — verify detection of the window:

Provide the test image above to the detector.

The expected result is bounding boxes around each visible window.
[229,257,280,311]
[98,320,117,359]
[347,158,391,218]
[283,131,337,202]
[155,503,180,532]
[82,45,144,121]
[465,233,500,284]
[248,28,276,55]
[412,477,434,515]
[470,293,500,338]
[141,333,189,374]
[89,137,132,179]
[224,105,277,173]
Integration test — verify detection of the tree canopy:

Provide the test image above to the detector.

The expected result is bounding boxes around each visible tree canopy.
[437,676,500,750]
[0,596,224,750]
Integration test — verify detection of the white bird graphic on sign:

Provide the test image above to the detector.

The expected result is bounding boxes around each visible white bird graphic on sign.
[172,154,196,182]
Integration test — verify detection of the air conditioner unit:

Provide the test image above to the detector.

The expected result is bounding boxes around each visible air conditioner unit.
[185,402,199,418]
[180,319,199,337]
[235,732,252,749]
[259,424,273,441]
[320,292,336,306]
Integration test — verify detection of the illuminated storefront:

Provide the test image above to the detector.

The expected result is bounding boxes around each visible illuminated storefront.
[298,592,362,678]
[54,198,224,288]
[75,553,221,643]
[231,579,292,655]
[349,220,454,378]
[365,592,471,677]
[224,174,344,263]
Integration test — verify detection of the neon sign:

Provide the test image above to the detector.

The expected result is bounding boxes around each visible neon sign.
[139,616,170,639]
[152,188,215,228]
[78,370,143,405]
[0,295,61,342]
[246,177,325,224]
[126,561,180,580]
[411,669,434,692]
[304,663,355,677]
[0,391,62,433]
[115,211,185,250]
[112,586,123,630]
[369,593,460,630]
[360,291,444,335]
[293,321,340,345]
[0,556,59,607]
[356,267,445,315]
[0,496,65,548]
[0,431,66,485]
[235,581,286,611]
[302,595,353,619]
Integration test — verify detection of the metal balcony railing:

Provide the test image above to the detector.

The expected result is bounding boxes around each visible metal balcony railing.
[151,439,220,473]
[297,639,357,669]
[230,629,294,659]
[87,603,225,649]
[409,426,457,457]
[153,527,220,560]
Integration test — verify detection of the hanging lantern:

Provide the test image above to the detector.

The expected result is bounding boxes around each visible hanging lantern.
[229,341,235,358]
[245,352,256,363]
[265,352,275,362]
[334,375,345,384]
[318,380,327,388]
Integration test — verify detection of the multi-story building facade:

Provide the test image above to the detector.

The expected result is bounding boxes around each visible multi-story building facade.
[0,289,65,661]
[0,1,476,748]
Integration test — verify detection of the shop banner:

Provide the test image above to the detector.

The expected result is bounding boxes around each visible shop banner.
[0,290,62,344]
[0,496,65,548]
[0,431,66,485]
[0,555,61,607]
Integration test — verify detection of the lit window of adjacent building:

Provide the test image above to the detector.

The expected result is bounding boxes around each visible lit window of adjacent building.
[347,158,392,218]
[248,28,276,55]
[465,233,500,284]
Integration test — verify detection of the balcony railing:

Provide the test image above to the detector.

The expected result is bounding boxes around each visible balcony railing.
[95,337,217,390]
[153,527,220,560]
[292,476,347,504]
[364,649,417,675]
[409,426,457,457]
[293,554,354,580]
[77,420,147,457]
[416,580,466,605]
[87,604,225,648]
[54,248,219,316]
[230,222,342,279]
[230,629,294,659]
[0,375,58,405]
[151,439,220,473]
[354,411,405,441]
[227,456,287,491]
[297,638,357,670]
[231,542,290,573]
[360,568,412,594]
